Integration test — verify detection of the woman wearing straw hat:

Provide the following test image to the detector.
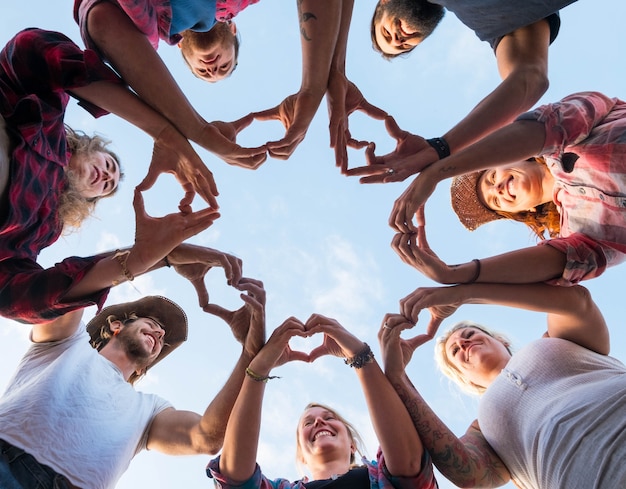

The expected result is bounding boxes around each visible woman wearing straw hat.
[389,91,626,287]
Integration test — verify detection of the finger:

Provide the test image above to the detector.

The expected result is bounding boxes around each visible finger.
[232,113,255,132]
[136,166,159,192]
[132,188,148,220]
[405,333,433,350]
[415,206,426,227]
[357,100,388,120]
[425,314,444,338]
[223,256,243,287]
[288,350,312,363]
[308,344,330,362]
[191,279,210,307]
[203,303,232,320]
[181,211,220,238]
[250,106,281,122]
[178,184,196,214]
[384,115,408,140]
[191,171,220,209]
[346,137,370,150]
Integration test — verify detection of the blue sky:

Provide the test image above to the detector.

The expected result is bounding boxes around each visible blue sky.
[1,1,625,488]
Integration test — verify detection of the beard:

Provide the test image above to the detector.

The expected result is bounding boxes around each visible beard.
[116,328,155,367]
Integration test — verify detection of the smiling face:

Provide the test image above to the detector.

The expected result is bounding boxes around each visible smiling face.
[296,406,355,467]
[179,22,238,82]
[116,317,166,368]
[69,150,120,199]
[444,327,512,390]
[371,0,444,57]
[477,160,553,214]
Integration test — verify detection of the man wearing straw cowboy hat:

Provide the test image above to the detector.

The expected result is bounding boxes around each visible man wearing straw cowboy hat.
[0,277,266,489]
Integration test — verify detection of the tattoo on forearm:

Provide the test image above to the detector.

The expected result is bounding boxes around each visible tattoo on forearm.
[297,1,317,41]
[438,165,457,174]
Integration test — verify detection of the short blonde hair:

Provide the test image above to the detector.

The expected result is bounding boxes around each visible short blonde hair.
[295,403,366,469]
[435,321,513,395]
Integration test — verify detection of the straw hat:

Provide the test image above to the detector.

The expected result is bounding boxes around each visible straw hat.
[450,170,504,231]
[87,295,188,369]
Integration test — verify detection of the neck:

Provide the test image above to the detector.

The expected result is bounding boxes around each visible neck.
[99,342,141,381]
[308,460,351,481]
[541,165,556,204]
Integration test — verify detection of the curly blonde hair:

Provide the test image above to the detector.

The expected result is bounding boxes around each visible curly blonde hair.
[59,126,122,231]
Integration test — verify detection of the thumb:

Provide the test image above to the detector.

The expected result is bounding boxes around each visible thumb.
[136,166,159,192]
[191,279,209,308]
[132,188,148,220]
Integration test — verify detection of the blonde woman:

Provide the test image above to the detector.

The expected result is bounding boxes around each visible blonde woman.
[379,281,626,488]
[207,314,438,489]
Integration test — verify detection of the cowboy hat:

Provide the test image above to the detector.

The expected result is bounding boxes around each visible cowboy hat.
[87,295,188,369]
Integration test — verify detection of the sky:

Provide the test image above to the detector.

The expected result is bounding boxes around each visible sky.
[1,1,625,488]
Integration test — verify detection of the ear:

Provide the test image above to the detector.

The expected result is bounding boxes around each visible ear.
[229,21,237,35]
[109,320,124,336]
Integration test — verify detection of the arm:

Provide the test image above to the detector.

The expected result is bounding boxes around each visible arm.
[62,189,219,301]
[218,318,309,481]
[306,314,424,477]
[31,309,84,343]
[391,222,567,285]
[147,279,269,455]
[389,118,546,232]
[400,283,610,354]
[442,20,551,154]
[349,20,550,186]
[254,0,342,159]
[379,315,510,488]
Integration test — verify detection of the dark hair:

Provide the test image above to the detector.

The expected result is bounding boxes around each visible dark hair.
[370,0,444,60]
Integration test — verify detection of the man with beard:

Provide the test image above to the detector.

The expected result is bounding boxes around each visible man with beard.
[350,0,577,184]
[74,0,268,170]
[0,280,266,488]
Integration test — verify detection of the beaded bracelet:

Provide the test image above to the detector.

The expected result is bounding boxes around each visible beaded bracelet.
[344,343,375,369]
[245,367,280,383]
[426,137,451,160]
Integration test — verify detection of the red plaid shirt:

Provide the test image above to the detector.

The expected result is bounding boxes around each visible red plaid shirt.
[0,28,122,323]
[517,92,626,285]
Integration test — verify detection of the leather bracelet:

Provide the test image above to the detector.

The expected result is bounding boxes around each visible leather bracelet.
[426,137,451,160]
[465,258,481,284]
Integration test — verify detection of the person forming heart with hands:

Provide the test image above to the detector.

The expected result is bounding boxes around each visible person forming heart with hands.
[207,313,439,489]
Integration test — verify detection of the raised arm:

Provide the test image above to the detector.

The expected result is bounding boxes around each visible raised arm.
[306,314,424,477]
[379,314,510,488]
[253,0,343,159]
[147,279,269,455]
[389,118,546,232]
[218,317,309,481]
[400,283,609,354]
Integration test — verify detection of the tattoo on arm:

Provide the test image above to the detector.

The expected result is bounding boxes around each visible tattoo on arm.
[297,1,317,42]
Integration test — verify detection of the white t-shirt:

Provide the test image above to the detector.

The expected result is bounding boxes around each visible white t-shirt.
[0,324,172,489]
[478,338,626,488]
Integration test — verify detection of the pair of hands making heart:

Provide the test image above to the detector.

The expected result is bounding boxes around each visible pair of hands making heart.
[209,79,431,177]
[246,314,371,377]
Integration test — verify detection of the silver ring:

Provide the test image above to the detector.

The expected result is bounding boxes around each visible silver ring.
[383,322,391,329]
[386,168,395,174]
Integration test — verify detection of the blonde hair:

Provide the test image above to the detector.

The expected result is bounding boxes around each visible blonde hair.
[295,403,366,470]
[434,321,513,395]
[60,126,122,231]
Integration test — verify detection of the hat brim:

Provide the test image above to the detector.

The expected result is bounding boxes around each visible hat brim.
[86,296,188,369]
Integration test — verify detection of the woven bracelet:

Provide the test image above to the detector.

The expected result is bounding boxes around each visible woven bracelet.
[465,258,481,284]
[245,367,280,383]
